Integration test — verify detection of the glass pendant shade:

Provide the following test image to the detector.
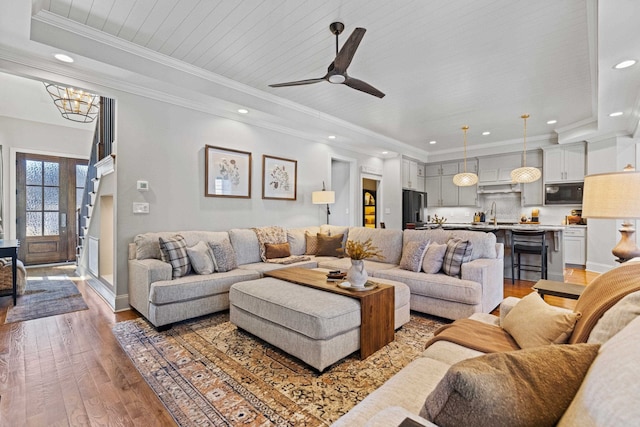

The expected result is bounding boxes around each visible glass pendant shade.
[512,114,540,183]
[453,125,478,186]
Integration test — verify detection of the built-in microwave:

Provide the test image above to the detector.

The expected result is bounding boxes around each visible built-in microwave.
[544,182,584,205]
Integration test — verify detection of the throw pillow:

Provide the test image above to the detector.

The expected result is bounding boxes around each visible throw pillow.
[186,241,215,275]
[422,243,447,274]
[252,226,287,262]
[420,343,600,427]
[441,238,473,277]
[316,233,344,257]
[158,235,191,279]
[208,239,238,272]
[502,292,581,348]
[264,242,291,259]
[399,240,429,272]
[587,290,640,344]
[305,231,319,255]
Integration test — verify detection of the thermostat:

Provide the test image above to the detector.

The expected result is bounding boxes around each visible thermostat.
[137,180,149,191]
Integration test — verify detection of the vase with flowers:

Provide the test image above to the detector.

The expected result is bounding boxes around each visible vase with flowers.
[344,238,382,288]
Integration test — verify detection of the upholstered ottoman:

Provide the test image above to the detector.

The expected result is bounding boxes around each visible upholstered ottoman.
[229,276,410,372]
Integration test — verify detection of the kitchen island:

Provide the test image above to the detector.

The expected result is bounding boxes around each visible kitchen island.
[421,223,566,282]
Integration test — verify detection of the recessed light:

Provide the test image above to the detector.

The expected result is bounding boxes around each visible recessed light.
[609,111,624,117]
[429,140,437,145]
[54,53,74,63]
[482,131,491,136]
[237,108,249,114]
[328,135,336,139]
[614,59,637,69]
[381,151,388,155]
[547,120,557,124]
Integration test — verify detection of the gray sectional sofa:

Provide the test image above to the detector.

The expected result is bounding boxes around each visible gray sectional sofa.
[127,224,504,329]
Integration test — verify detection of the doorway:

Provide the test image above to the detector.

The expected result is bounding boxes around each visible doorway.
[16,153,88,265]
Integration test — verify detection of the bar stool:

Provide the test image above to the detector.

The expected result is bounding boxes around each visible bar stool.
[511,230,547,284]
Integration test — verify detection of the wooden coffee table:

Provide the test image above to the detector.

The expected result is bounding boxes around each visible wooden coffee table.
[533,279,585,301]
[264,267,395,359]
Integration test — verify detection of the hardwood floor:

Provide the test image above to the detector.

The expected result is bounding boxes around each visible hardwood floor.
[0,264,599,426]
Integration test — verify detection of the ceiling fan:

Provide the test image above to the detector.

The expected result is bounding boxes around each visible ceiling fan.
[269,22,385,98]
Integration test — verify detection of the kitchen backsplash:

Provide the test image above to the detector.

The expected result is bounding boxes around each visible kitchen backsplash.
[427,193,582,225]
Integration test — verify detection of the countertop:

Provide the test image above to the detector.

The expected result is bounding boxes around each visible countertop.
[418,222,578,232]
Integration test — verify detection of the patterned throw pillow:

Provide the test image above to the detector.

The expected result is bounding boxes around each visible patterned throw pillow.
[442,238,473,277]
[252,226,287,262]
[422,243,448,274]
[208,239,238,272]
[399,240,429,272]
[186,241,215,275]
[305,231,319,255]
[265,242,291,259]
[159,235,191,279]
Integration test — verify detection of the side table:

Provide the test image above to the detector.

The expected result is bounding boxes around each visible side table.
[532,279,585,301]
[0,240,20,306]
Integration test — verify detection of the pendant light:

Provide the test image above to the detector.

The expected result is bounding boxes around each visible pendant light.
[511,114,541,183]
[453,125,478,186]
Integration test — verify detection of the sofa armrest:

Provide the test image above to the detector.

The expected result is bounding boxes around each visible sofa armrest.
[365,406,437,427]
[461,257,504,313]
[128,258,171,317]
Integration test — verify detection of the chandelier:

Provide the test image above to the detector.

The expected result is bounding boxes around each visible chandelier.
[453,125,478,186]
[44,82,100,123]
[511,114,541,183]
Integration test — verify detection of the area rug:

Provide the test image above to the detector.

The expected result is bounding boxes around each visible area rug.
[113,311,448,426]
[4,277,89,323]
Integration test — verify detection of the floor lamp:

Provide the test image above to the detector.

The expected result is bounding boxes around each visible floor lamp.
[312,182,335,225]
[582,169,640,262]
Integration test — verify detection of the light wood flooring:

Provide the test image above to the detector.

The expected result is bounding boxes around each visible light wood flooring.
[0,264,599,426]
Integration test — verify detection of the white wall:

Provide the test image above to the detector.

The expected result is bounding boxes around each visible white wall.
[331,159,350,226]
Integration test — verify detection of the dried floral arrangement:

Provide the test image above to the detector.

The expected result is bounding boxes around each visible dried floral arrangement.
[345,238,383,260]
[432,214,447,226]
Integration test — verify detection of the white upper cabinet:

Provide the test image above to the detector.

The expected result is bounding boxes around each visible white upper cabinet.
[424,160,477,207]
[543,143,585,183]
[402,158,425,191]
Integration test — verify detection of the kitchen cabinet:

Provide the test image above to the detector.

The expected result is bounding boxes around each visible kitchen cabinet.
[564,227,586,265]
[544,143,585,183]
[425,160,477,207]
[402,158,425,191]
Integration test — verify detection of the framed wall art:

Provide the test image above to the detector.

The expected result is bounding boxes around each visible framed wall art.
[262,155,297,200]
[205,145,252,198]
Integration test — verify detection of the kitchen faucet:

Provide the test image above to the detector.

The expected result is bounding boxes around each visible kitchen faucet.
[490,201,497,225]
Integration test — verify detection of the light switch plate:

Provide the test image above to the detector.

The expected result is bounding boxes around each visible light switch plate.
[133,202,149,214]
[137,180,149,191]
[385,208,391,214]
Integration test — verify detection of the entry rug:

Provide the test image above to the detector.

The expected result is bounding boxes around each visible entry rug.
[5,277,89,323]
[112,312,447,426]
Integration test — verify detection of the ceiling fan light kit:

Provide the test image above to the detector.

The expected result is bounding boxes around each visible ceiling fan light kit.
[511,114,541,183]
[453,125,479,186]
[269,22,385,98]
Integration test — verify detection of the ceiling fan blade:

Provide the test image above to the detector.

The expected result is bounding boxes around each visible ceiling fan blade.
[334,28,366,73]
[269,78,325,87]
[344,77,385,98]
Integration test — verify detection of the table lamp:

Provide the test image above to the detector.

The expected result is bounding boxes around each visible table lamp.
[582,168,640,262]
[312,182,335,224]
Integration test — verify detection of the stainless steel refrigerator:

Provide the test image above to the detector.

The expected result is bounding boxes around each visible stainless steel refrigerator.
[402,190,426,229]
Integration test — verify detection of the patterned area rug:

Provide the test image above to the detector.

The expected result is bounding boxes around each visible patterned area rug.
[4,277,89,323]
[113,311,448,426]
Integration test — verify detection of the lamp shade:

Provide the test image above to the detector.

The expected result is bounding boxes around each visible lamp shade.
[312,190,335,204]
[511,166,542,183]
[452,172,478,186]
[582,171,640,219]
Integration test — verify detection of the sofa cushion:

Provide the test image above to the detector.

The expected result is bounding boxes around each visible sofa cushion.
[422,243,447,274]
[320,224,349,248]
[228,228,262,265]
[587,290,640,345]
[316,233,344,257]
[264,242,291,259]
[442,238,472,277]
[159,235,191,278]
[421,343,600,427]
[559,316,640,426]
[287,226,320,255]
[134,231,230,260]
[399,240,429,272]
[502,292,581,348]
[186,241,215,275]
[252,226,287,262]
[305,231,319,255]
[208,239,238,272]
[403,229,497,261]
[347,227,404,264]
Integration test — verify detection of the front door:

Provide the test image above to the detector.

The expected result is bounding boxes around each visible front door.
[16,153,88,265]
